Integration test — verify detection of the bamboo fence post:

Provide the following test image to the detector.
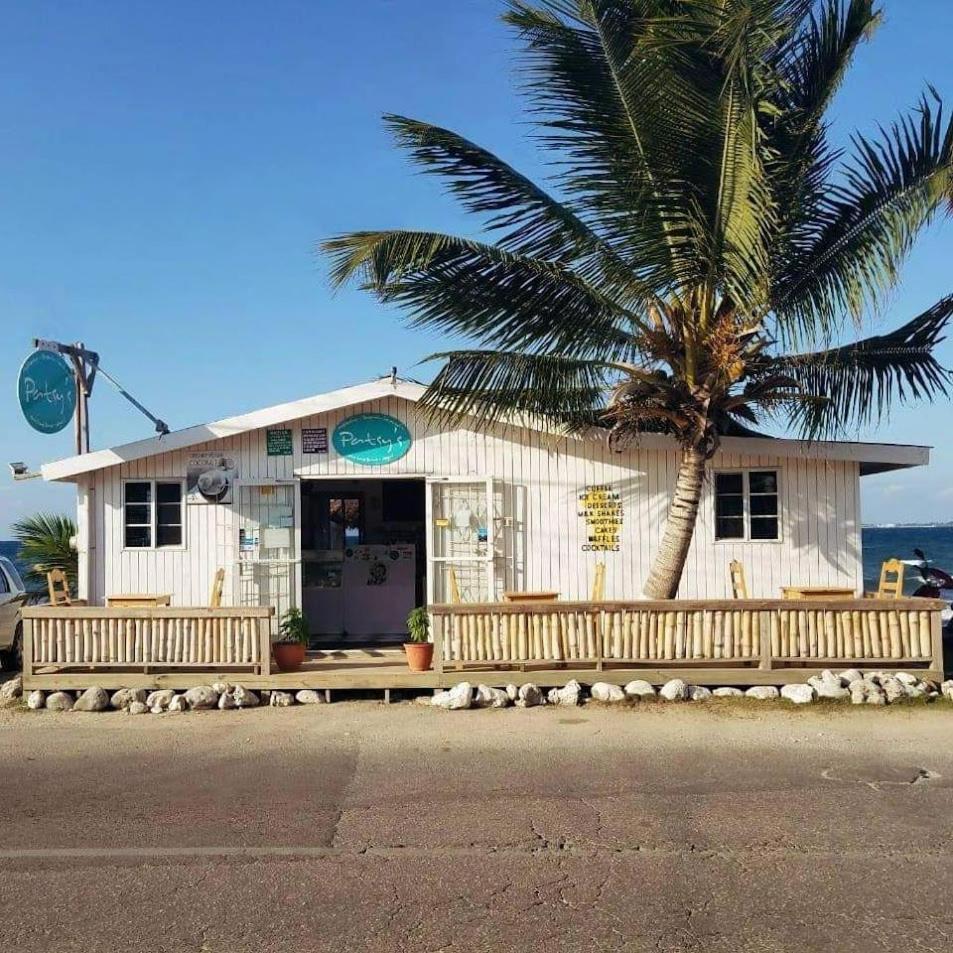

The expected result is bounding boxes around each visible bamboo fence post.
[887,610,901,659]
[898,611,911,658]
[919,610,931,658]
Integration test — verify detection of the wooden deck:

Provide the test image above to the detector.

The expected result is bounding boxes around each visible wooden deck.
[24,648,943,692]
[21,600,946,693]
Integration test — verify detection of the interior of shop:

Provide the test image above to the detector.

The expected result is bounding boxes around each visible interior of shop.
[300,478,425,646]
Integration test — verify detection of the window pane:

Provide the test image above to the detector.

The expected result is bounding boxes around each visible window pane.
[716,495,744,518]
[0,569,9,594]
[716,516,745,540]
[750,494,778,517]
[157,524,182,547]
[157,482,181,504]
[125,504,151,526]
[157,503,182,526]
[715,472,744,495]
[125,482,151,503]
[750,517,779,540]
[749,471,778,494]
[125,525,151,548]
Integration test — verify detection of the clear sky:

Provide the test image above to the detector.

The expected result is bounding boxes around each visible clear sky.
[1,0,951,534]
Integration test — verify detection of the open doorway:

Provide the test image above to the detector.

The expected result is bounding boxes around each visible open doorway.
[300,478,425,647]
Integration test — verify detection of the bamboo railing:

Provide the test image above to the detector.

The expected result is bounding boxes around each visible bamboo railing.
[21,606,274,676]
[429,599,945,673]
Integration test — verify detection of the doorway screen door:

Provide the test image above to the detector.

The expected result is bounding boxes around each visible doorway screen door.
[427,478,505,604]
[235,482,297,635]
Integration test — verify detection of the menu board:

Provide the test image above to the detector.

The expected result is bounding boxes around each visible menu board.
[578,484,623,552]
[266,429,293,456]
[302,427,328,454]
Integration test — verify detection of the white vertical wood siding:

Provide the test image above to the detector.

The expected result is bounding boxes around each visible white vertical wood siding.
[78,395,861,604]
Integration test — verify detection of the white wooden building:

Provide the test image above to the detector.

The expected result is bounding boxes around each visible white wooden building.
[41,376,928,643]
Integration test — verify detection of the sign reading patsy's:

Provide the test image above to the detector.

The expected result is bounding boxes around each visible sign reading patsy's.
[332,413,412,466]
[17,350,77,434]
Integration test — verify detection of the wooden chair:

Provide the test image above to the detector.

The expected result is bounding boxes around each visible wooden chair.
[591,562,606,601]
[729,560,748,599]
[209,568,226,608]
[46,569,86,607]
[872,558,904,599]
[447,566,462,605]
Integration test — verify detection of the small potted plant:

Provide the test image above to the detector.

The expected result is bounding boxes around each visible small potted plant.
[404,606,433,672]
[274,607,309,672]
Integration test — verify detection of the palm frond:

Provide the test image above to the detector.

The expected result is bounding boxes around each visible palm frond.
[767,294,953,436]
[11,512,77,594]
[773,92,953,340]
[418,348,611,430]
[323,229,642,358]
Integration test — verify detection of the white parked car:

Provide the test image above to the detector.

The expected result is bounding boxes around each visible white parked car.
[0,556,27,671]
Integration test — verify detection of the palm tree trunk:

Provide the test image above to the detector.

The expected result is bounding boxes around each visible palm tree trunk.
[642,447,707,600]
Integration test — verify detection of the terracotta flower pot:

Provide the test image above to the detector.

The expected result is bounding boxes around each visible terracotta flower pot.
[273,641,307,673]
[404,641,434,672]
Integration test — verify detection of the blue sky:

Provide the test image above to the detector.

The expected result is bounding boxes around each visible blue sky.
[1,0,951,534]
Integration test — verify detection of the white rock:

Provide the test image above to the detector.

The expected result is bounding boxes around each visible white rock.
[0,675,23,701]
[27,690,45,710]
[269,690,295,708]
[866,690,887,706]
[895,672,920,686]
[624,679,656,699]
[688,685,713,702]
[233,685,259,708]
[659,679,689,702]
[473,684,510,708]
[146,689,175,711]
[941,679,953,700]
[712,687,744,698]
[590,682,626,703]
[128,701,149,715]
[414,694,434,707]
[515,683,544,708]
[46,691,74,711]
[505,684,519,702]
[295,689,324,705]
[149,706,164,714]
[838,669,864,685]
[73,687,110,712]
[184,686,219,710]
[808,672,845,692]
[547,680,582,706]
[815,682,850,701]
[780,684,815,705]
[745,685,779,700]
[431,682,472,710]
[881,678,905,703]
[110,688,148,711]
[211,681,232,695]
[903,682,928,699]
[167,694,189,712]
[218,691,237,710]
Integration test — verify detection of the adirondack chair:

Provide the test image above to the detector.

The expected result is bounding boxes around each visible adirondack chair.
[872,558,904,599]
[209,568,226,607]
[46,569,86,606]
[729,560,748,599]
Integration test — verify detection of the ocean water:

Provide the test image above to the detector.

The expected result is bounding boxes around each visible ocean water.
[3,529,952,596]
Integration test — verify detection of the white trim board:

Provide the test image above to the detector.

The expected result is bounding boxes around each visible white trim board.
[41,375,930,482]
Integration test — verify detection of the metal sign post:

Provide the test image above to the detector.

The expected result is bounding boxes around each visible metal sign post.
[28,339,170,454]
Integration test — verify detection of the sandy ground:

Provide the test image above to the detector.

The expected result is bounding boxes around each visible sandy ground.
[1,698,952,952]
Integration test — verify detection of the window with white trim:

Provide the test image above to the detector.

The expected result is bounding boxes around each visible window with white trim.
[714,470,779,541]
[124,481,184,548]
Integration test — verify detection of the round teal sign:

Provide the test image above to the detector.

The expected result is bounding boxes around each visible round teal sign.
[332,413,411,465]
[17,350,77,434]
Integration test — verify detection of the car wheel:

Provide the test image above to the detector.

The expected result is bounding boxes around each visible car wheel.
[0,624,22,672]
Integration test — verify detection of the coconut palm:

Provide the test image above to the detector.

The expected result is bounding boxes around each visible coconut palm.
[324,0,953,598]
[12,513,77,596]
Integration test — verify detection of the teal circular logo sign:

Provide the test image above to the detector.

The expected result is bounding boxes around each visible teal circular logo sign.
[17,350,77,434]
[332,413,411,465]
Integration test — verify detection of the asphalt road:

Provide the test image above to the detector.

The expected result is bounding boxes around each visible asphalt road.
[1,699,952,952]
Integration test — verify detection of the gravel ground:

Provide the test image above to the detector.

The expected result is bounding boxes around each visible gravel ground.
[1,699,952,952]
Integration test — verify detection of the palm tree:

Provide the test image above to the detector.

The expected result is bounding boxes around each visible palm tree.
[324,0,953,598]
[12,513,77,596]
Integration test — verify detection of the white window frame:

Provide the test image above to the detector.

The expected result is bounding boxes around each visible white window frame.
[713,468,782,543]
[122,479,186,551]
